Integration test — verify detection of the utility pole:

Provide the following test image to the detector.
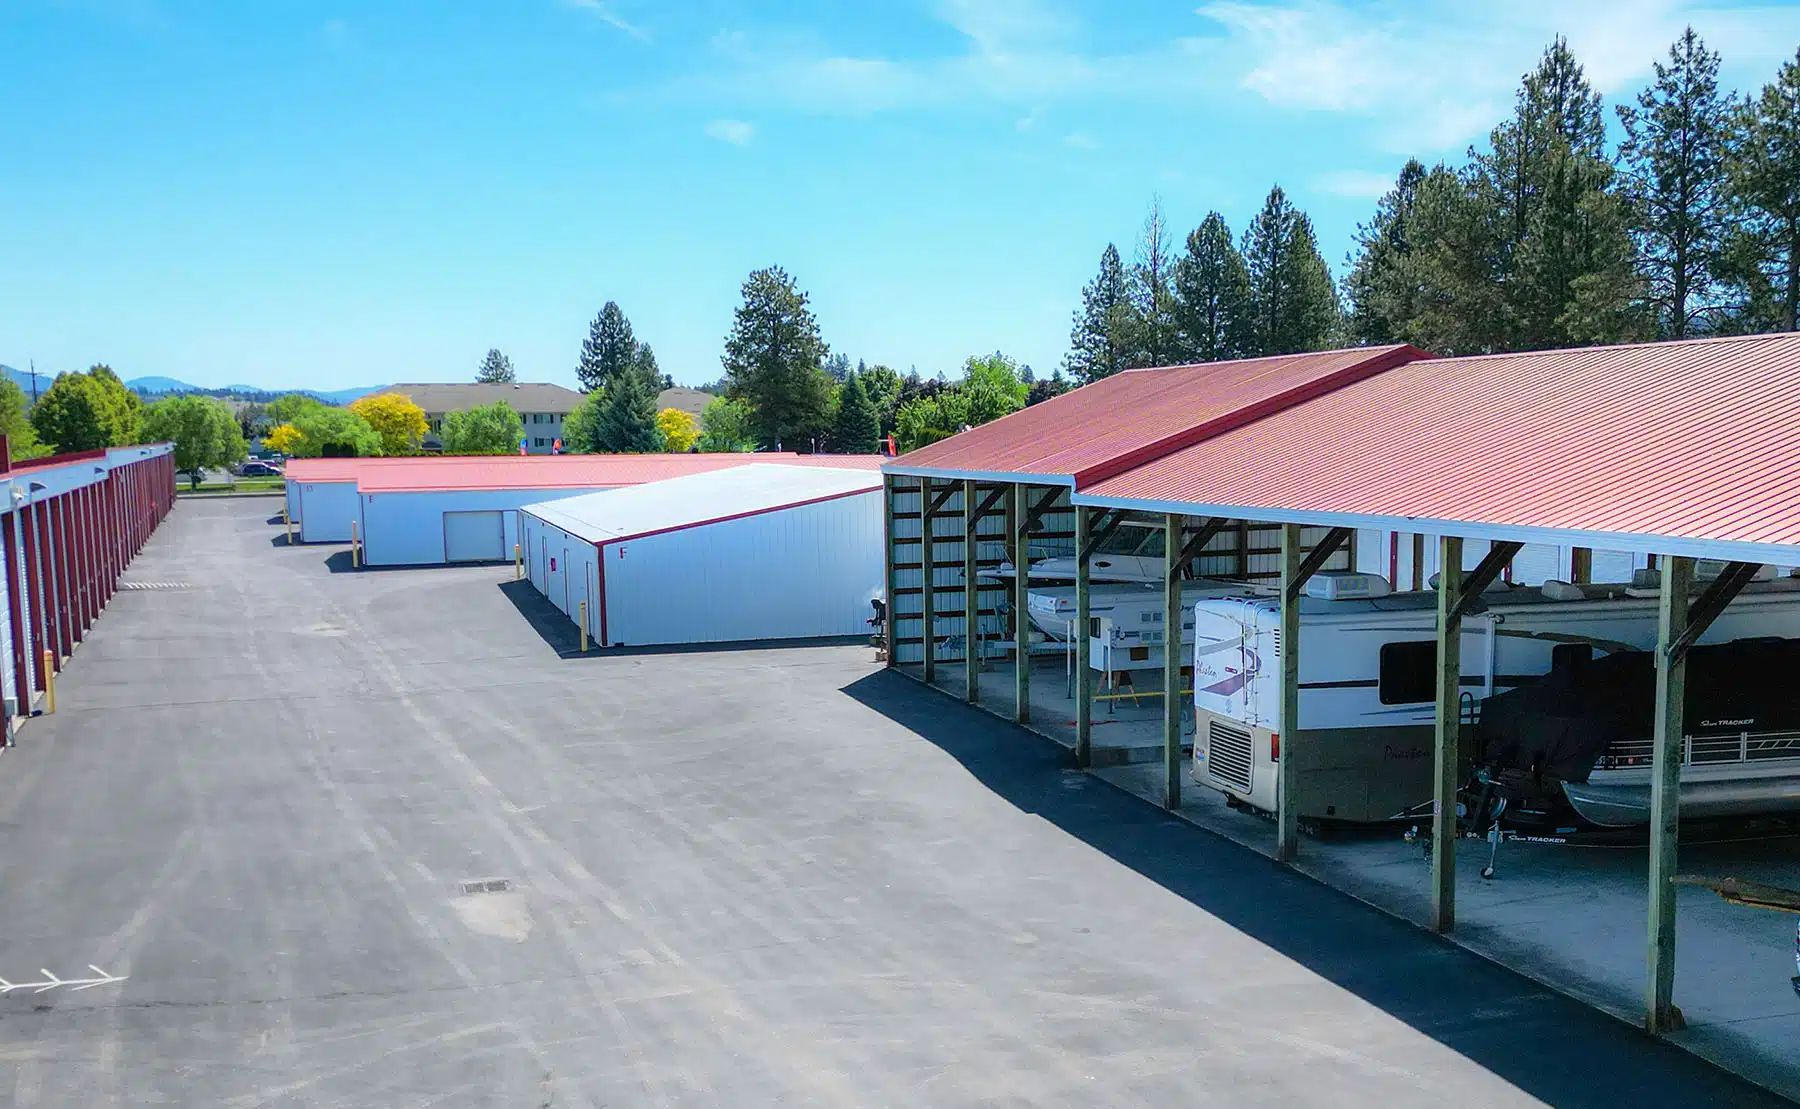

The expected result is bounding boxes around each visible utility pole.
[29,360,38,405]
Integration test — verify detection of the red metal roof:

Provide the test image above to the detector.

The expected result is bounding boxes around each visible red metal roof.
[1081,332,1800,560]
[356,453,886,493]
[884,345,1428,487]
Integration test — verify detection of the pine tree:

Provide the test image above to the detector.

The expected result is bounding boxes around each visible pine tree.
[1172,212,1253,361]
[592,366,665,453]
[829,373,880,453]
[1343,160,1428,345]
[476,349,515,384]
[1242,186,1340,356]
[1063,243,1132,382]
[1400,165,1512,354]
[1127,197,1179,368]
[1728,47,1800,332]
[635,342,664,391]
[577,302,638,393]
[1617,28,1732,338]
[721,266,833,448]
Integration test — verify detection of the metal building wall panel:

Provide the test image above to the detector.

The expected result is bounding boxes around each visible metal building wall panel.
[602,491,882,648]
[361,487,609,567]
[298,482,361,543]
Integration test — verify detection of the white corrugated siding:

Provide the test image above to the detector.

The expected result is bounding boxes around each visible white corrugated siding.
[297,481,360,543]
[599,490,882,647]
[362,487,609,567]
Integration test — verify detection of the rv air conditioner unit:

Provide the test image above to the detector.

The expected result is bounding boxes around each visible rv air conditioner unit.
[1304,571,1392,601]
[1540,579,1585,601]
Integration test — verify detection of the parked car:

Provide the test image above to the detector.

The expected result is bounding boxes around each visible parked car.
[237,461,283,477]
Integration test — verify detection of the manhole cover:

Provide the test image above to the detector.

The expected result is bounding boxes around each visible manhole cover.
[458,878,513,895]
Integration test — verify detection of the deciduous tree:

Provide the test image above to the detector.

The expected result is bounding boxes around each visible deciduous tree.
[0,379,50,459]
[656,408,700,452]
[441,401,525,456]
[697,396,757,452]
[349,393,429,456]
[721,266,834,449]
[290,406,381,457]
[141,395,246,488]
[30,372,110,452]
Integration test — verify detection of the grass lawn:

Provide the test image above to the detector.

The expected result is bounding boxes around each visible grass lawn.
[179,478,286,496]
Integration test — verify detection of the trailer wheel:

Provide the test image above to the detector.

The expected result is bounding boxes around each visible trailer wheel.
[1480,865,1496,880]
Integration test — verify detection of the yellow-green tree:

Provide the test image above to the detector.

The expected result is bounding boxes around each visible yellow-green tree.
[263,424,305,455]
[656,408,699,452]
[350,393,428,456]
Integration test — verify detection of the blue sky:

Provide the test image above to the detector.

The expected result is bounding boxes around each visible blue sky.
[4,0,1800,391]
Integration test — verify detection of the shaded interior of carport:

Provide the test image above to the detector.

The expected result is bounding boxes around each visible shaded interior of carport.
[1075,330,1800,1043]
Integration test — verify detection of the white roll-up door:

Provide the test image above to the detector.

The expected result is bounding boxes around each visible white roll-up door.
[443,511,505,563]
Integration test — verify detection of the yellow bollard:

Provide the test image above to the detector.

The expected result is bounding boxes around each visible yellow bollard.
[351,521,360,568]
[515,543,522,580]
[285,516,293,545]
[41,650,55,714]
[578,601,588,652]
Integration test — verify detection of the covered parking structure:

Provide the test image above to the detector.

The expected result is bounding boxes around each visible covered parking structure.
[1074,330,1800,1042]
[881,345,1426,782]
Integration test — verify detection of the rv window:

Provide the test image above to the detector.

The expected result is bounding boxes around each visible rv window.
[1378,641,1437,704]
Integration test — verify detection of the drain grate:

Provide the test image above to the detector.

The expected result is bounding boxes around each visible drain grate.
[119,581,191,591]
[458,878,512,895]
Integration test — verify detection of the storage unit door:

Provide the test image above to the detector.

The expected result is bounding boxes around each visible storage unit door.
[443,511,505,563]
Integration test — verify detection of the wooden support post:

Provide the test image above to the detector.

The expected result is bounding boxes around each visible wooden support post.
[1162,512,1184,810]
[1276,524,1303,862]
[1075,505,1093,767]
[882,476,897,666]
[1571,547,1593,585]
[920,477,936,684]
[1411,533,1425,591]
[963,479,979,704]
[1432,535,1464,935]
[1647,555,1692,1035]
[1012,483,1030,724]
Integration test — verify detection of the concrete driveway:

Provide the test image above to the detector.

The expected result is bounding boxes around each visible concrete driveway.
[0,496,1786,1107]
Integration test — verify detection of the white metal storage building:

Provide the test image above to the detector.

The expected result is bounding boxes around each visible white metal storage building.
[520,463,884,648]
[284,458,363,542]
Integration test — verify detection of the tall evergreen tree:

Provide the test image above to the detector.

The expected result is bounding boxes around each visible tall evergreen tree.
[829,373,880,453]
[1399,165,1512,354]
[1172,212,1254,361]
[1472,37,1639,349]
[577,302,639,393]
[1127,196,1179,367]
[1617,28,1733,338]
[721,266,834,449]
[1727,47,1800,332]
[1242,186,1340,355]
[476,349,516,384]
[1063,243,1132,382]
[1343,160,1428,345]
[592,366,666,453]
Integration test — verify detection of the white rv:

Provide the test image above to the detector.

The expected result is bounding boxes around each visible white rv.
[1189,571,1800,825]
[986,520,1166,584]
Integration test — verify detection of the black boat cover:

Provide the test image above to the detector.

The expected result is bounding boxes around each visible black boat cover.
[1476,637,1800,783]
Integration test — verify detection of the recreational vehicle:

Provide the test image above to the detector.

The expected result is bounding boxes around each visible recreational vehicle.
[986,519,1166,584]
[1188,571,1800,826]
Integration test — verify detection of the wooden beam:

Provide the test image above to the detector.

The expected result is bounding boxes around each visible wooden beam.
[1448,541,1523,621]
[964,479,980,705]
[1670,562,1760,666]
[882,476,897,666]
[1163,513,1185,809]
[1647,555,1692,1035]
[1012,483,1030,723]
[1284,527,1354,603]
[925,483,958,520]
[1236,520,1251,580]
[1075,504,1093,768]
[1276,524,1303,862]
[1570,546,1592,585]
[1016,485,1062,541]
[1170,517,1229,582]
[968,485,1009,526]
[920,477,936,684]
[1080,511,1126,565]
[1432,535,1465,935]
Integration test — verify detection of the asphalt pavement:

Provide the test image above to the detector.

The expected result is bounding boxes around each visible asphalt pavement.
[0,496,1786,1107]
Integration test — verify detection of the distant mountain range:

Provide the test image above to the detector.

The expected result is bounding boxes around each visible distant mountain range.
[0,364,54,400]
[125,377,382,404]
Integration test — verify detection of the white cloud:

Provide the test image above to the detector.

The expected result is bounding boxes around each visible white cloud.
[565,0,647,41]
[1313,169,1399,198]
[1062,131,1097,150]
[704,119,755,145]
[1197,0,1800,153]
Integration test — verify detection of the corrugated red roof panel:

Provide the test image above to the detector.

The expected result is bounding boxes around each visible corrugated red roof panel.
[356,453,886,493]
[1082,332,1800,559]
[884,345,1428,486]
